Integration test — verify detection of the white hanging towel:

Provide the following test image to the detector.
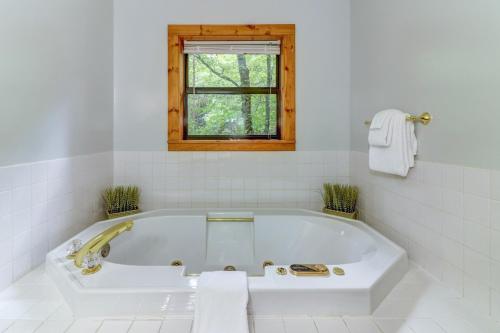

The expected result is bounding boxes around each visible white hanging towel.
[406,120,418,167]
[192,271,249,333]
[369,110,417,177]
[368,109,397,146]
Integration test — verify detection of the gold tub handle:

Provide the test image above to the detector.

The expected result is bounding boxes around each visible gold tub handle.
[73,220,134,269]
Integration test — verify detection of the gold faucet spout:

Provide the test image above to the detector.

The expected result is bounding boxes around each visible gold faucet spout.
[74,220,134,268]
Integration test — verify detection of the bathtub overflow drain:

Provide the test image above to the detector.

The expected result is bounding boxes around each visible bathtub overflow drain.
[276,267,287,275]
[100,244,111,258]
[262,260,274,269]
[171,260,183,266]
[224,265,236,271]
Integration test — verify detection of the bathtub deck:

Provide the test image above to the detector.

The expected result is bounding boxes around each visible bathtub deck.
[0,264,498,333]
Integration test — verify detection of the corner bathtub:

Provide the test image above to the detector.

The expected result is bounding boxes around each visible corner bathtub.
[46,209,407,317]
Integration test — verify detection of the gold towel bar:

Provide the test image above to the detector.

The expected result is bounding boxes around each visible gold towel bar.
[364,112,432,126]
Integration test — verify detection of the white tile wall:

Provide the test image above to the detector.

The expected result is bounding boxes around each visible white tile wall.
[3,148,497,324]
[114,151,350,211]
[350,151,500,320]
[0,152,113,291]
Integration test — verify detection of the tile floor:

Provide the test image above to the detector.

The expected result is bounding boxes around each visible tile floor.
[0,264,499,332]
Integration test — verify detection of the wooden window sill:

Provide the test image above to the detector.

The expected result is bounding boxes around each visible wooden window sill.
[168,140,295,151]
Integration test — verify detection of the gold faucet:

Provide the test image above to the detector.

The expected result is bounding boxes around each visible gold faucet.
[73,220,134,275]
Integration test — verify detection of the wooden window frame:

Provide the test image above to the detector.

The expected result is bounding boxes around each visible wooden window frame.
[168,24,295,151]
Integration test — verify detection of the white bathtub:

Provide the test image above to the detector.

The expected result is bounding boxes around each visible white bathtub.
[46,209,407,317]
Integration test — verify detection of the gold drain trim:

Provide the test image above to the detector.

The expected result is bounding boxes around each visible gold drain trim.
[100,243,111,258]
[262,260,274,269]
[82,264,102,275]
[332,266,345,276]
[171,260,183,266]
[276,267,287,275]
[224,265,236,271]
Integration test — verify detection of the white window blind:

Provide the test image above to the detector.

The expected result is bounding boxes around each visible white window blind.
[183,40,281,55]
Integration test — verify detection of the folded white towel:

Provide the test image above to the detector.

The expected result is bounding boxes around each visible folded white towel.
[406,121,417,167]
[369,109,392,129]
[368,109,400,147]
[192,271,249,333]
[369,110,417,177]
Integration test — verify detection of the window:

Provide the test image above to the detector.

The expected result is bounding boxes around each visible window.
[185,44,280,139]
[168,25,295,151]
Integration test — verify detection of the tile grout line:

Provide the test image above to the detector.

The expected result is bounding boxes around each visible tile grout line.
[433,319,449,333]
[32,320,45,332]
[1,321,15,333]
[122,320,133,333]
[62,319,72,333]
[311,317,320,333]
[157,319,166,333]
[370,318,383,333]
[94,320,104,333]
[340,316,351,333]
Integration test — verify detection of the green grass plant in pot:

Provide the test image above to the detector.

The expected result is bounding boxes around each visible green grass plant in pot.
[321,183,359,219]
[103,185,140,219]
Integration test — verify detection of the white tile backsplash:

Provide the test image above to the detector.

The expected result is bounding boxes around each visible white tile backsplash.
[463,194,490,226]
[441,213,463,243]
[30,162,48,185]
[442,190,463,216]
[464,222,490,256]
[491,260,500,290]
[441,261,463,295]
[441,237,463,269]
[491,200,500,231]
[464,275,490,315]
[491,230,500,262]
[464,167,490,198]
[422,162,444,187]
[0,148,497,322]
[114,151,349,211]
[491,288,500,320]
[0,263,13,291]
[0,152,113,291]
[442,164,464,192]
[463,248,490,286]
[350,151,500,319]
[491,170,500,201]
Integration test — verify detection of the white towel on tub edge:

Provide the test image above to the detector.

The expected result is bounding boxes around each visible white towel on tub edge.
[192,271,249,333]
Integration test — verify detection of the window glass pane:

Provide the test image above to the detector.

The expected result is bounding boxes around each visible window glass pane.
[187,54,277,88]
[187,94,278,137]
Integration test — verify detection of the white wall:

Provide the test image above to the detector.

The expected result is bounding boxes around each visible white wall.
[0,0,114,166]
[0,0,114,290]
[350,0,500,320]
[351,0,500,170]
[113,0,351,152]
